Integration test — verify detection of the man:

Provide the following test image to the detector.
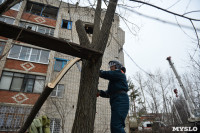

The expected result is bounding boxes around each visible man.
[97,60,129,133]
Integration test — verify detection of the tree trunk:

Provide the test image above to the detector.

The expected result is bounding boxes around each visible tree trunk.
[72,0,118,132]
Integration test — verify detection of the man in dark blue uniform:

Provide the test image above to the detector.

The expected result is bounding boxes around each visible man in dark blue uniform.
[98,60,129,133]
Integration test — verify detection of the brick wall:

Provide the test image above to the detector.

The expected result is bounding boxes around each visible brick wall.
[3,10,18,18]
[0,90,40,105]
[21,12,56,27]
[4,59,48,74]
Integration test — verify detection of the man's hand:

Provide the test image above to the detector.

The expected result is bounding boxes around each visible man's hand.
[97,90,100,97]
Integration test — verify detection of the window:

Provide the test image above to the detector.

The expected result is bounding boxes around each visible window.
[25,1,58,19]
[50,118,61,133]
[85,24,93,34]
[11,2,22,10]
[0,16,15,24]
[0,105,32,131]
[8,44,50,64]
[147,124,152,127]
[61,20,72,30]
[0,41,6,55]
[0,0,21,10]
[0,71,45,93]
[19,22,55,36]
[54,58,69,71]
[51,84,64,98]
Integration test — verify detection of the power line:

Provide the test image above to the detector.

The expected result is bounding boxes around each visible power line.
[118,4,200,31]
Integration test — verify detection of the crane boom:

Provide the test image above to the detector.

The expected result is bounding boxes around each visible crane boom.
[166,56,200,122]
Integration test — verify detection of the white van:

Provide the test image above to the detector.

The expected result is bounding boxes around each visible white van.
[138,121,152,131]
[138,121,166,131]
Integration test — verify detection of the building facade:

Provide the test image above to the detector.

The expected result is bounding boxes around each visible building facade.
[0,0,127,132]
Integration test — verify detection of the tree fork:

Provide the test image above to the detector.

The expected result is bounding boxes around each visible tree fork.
[72,0,118,132]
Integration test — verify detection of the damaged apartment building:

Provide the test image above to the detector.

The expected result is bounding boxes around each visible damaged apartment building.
[0,0,127,132]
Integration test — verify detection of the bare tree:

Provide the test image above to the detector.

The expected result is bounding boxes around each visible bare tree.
[72,0,119,132]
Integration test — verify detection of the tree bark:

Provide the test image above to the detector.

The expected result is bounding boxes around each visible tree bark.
[72,0,118,132]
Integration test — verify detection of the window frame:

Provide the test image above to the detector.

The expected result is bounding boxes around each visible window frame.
[61,19,72,30]
[0,41,6,56]
[51,84,65,98]
[0,71,46,93]
[19,21,55,36]
[54,58,69,72]
[7,44,50,64]
[0,16,15,24]
[50,118,61,133]
[25,1,58,20]
[0,105,32,131]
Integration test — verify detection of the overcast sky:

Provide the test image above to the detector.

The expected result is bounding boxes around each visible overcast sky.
[119,0,200,78]
[65,0,200,78]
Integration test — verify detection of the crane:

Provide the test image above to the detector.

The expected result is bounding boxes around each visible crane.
[166,56,200,123]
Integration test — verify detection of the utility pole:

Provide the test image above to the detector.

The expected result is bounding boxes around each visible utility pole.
[166,56,200,122]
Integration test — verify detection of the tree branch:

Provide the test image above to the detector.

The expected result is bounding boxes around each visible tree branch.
[129,0,200,21]
[75,20,91,47]
[95,0,118,51]
[92,0,102,46]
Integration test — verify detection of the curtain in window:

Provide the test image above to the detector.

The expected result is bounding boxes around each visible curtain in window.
[33,76,45,93]
[24,79,34,93]
[67,21,72,29]
[0,72,13,90]
[10,73,24,91]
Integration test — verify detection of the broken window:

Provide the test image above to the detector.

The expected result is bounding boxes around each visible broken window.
[85,24,94,34]
[25,1,58,19]
[19,21,55,36]
[61,19,72,30]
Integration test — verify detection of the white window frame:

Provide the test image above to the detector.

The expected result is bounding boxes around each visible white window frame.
[20,22,55,36]
[0,16,15,24]
[7,44,50,64]
[51,84,65,98]
[50,118,61,133]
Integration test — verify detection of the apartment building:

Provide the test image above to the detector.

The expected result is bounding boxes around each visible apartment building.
[0,0,127,132]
